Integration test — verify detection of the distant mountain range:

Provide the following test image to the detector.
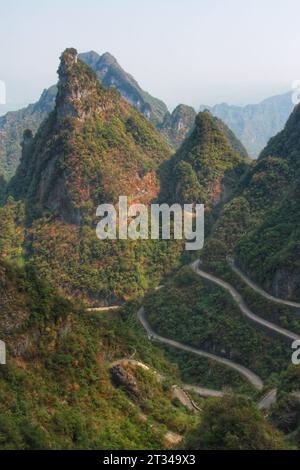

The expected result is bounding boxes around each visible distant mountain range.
[0,51,170,180]
[0,51,296,181]
[0,86,57,179]
[200,92,295,158]
[160,91,295,158]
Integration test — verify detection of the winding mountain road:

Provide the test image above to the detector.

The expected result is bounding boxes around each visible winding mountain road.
[182,384,224,398]
[227,257,300,310]
[191,260,300,343]
[92,258,300,393]
[137,306,264,390]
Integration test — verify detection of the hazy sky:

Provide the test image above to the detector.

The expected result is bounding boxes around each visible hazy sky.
[1,0,300,112]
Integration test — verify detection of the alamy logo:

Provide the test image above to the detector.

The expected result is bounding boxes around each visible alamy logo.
[0,81,6,105]
[0,341,6,365]
[96,197,204,251]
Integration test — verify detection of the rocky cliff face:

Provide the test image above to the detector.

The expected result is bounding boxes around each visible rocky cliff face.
[0,50,169,181]
[56,49,117,124]
[6,48,177,303]
[159,104,196,149]
[110,364,141,400]
[80,51,169,125]
[4,49,250,303]
[9,49,170,225]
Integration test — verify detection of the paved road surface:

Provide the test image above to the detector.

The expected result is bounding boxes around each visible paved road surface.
[172,386,201,411]
[87,306,120,312]
[182,384,224,398]
[191,260,300,343]
[90,258,300,399]
[137,306,263,390]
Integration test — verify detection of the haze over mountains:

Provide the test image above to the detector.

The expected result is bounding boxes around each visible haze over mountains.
[200,92,295,158]
[0,51,170,180]
[0,50,296,182]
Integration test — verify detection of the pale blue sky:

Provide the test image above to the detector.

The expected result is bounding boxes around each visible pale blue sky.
[1,0,300,111]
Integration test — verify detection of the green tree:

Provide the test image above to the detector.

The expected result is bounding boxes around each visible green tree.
[184,395,288,450]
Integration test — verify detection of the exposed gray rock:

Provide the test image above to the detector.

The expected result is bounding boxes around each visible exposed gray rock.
[110,364,141,400]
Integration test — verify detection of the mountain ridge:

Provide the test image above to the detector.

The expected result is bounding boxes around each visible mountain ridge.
[200,91,295,158]
[0,50,169,181]
[165,110,249,209]
[6,48,179,304]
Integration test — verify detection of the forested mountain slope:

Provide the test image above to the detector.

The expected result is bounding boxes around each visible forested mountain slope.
[208,103,300,301]
[165,110,249,209]
[0,51,169,181]
[6,48,179,303]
